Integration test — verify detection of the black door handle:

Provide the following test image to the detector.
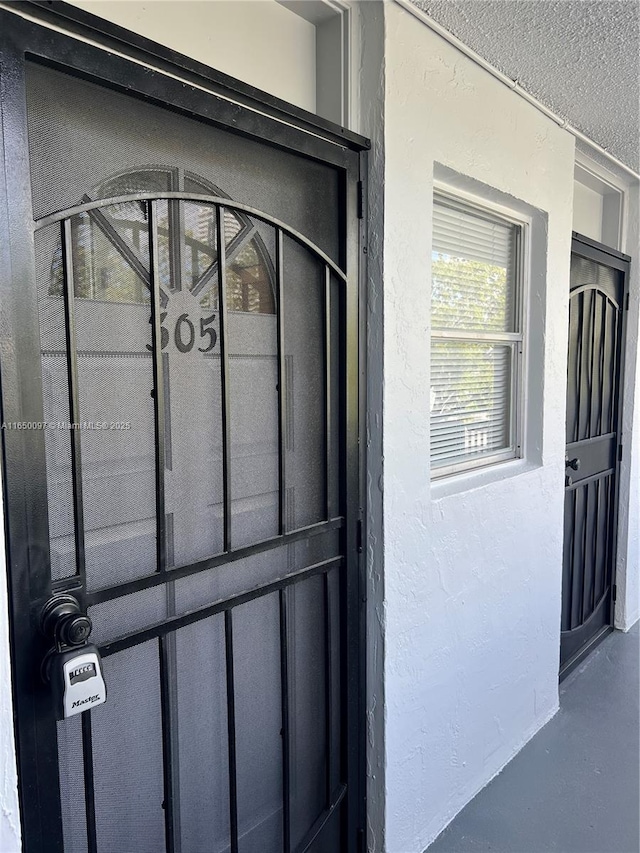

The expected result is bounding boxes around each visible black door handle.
[40,593,93,649]
[565,457,580,471]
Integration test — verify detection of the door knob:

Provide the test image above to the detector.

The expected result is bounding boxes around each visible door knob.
[40,593,93,649]
[565,457,580,471]
[40,594,106,718]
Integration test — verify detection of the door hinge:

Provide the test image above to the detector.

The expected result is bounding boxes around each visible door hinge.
[625,292,630,311]
[613,584,617,602]
[357,827,366,853]
[618,444,623,462]
[356,518,363,554]
[357,180,364,220]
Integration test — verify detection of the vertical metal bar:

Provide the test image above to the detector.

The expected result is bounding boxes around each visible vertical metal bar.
[148,201,167,573]
[596,295,606,435]
[323,571,334,807]
[168,201,183,291]
[279,587,291,853]
[168,167,184,292]
[592,479,601,614]
[216,206,232,552]
[580,483,593,625]
[575,292,585,442]
[568,489,577,630]
[61,218,86,580]
[163,354,173,472]
[224,611,239,853]
[324,266,333,521]
[601,301,612,432]
[81,713,98,853]
[610,308,620,429]
[603,475,613,600]
[587,289,597,438]
[580,482,590,625]
[150,201,182,851]
[276,230,288,535]
[159,638,176,853]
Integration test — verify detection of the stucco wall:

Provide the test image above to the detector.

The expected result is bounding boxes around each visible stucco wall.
[371,4,575,850]
[352,2,387,850]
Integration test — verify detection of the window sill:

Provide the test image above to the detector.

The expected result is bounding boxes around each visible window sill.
[430,456,540,501]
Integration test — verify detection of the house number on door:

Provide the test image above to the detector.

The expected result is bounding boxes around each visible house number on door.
[147,312,218,354]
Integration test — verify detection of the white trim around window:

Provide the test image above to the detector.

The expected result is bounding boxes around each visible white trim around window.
[430,184,530,479]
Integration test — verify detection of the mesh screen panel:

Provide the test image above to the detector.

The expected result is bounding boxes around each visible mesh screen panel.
[76,327,157,589]
[35,226,77,580]
[26,63,340,263]
[173,531,340,616]
[91,642,166,853]
[175,616,230,853]
[233,593,284,853]
[57,715,88,853]
[62,204,158,590]
[28,58,347,853]
[160,204,225,567]
[227,220,278,548]
[290,574,327,848]
[328,566,342,796]
[88,585,167,645]
[329,274,342,516]
[283,237,325,529]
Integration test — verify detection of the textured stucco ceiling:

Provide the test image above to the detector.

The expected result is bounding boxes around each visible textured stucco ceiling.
[411,0,640,171]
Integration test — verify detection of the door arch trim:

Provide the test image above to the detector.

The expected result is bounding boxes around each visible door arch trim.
[36,192,348,282]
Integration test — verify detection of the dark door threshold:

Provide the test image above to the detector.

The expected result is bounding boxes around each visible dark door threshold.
[559,624,614,682]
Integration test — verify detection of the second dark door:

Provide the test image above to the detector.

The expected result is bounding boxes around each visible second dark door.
[561,234,629,675]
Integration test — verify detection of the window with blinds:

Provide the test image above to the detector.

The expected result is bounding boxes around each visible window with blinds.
[431,192,524,477]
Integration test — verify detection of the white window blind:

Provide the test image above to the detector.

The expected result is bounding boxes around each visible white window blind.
[431,194,523,476]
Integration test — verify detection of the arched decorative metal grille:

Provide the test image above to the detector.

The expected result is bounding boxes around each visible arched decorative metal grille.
[35,189,347,853]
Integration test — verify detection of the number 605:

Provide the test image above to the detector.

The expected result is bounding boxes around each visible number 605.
[147,313,217,354]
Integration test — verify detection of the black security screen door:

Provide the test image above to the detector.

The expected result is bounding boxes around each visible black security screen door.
[560,235,629,676]
[0,11,366,853]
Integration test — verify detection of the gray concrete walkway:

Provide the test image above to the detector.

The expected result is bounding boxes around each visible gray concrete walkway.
[426,624,640,853]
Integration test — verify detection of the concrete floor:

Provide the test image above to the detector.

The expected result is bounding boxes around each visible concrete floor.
[426,623,640,853]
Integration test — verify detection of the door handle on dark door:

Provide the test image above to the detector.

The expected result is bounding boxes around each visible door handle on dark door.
[565,457,580,471]
[40,593,92,648]
[40,594,107,719]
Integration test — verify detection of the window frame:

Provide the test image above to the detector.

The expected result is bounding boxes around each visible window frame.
[430,184,529,479]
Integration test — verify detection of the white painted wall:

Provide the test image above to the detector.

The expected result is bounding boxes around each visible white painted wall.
[573,179,603,242]
[359,3,575,850]
[68,0,317,112]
